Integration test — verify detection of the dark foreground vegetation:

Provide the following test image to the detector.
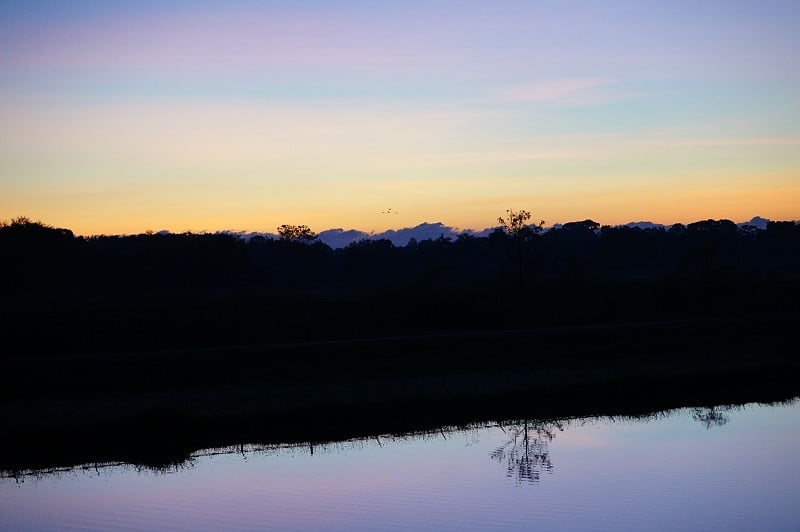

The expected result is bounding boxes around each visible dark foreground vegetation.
[1,215,798,473]
[1,215,798,354]
[1,317,798,474]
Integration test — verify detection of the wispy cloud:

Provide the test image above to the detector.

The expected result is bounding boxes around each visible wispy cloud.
[646,136,800,148]
[423,132,800,168]
[498,78,638,106]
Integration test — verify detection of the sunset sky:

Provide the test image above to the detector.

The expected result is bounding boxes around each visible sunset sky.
[1,1,798,235]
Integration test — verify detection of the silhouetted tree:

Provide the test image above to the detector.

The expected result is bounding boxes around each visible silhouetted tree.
[498,209,544,239]
[684,219,738,276]
[277,224,317,243]
[561,219,600,233]
[0,216,82,291]
[668,223,686,235]
[496,209,544,298]
[548,219,600,279]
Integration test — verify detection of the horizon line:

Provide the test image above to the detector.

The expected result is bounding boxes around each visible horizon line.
[7,214,795,244]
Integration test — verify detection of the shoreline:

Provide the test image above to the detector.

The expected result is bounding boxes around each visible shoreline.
[3,315,798,473]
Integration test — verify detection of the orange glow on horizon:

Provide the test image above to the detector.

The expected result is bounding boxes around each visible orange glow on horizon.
[5,179,797,238]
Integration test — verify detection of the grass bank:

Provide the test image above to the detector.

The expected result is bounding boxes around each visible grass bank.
[2,315,798,473]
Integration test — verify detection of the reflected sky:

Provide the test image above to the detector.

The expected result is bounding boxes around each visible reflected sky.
[3,401,799,531]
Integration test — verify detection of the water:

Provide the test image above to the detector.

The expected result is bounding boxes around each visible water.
[3,401,799,531]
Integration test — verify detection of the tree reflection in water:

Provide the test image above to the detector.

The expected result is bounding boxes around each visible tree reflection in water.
[692,405,735,429]
[490,420,565,483]
[7,402,784,484]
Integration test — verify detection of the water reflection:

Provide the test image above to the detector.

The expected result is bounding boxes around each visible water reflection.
[490,420,564,483]
[2,399,796,485]
[692,405,736,429]
[4,458,197,485]
[0,408,740,486]
[3,400,798,532]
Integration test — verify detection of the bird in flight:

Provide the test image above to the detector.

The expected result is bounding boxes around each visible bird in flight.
[380,208,399,215]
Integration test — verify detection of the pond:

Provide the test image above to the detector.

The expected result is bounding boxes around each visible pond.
[3,399,799,531]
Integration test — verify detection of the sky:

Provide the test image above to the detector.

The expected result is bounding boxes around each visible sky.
[1,0,799,235]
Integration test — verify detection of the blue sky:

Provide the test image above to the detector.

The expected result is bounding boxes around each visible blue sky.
[1,1,798,234]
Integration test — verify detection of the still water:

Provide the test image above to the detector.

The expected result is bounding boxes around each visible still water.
[3,400,799,531]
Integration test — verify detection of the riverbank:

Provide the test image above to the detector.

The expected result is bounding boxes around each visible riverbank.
[2,315,798,473]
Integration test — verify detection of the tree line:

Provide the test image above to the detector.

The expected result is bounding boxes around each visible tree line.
[1,214,798,355]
